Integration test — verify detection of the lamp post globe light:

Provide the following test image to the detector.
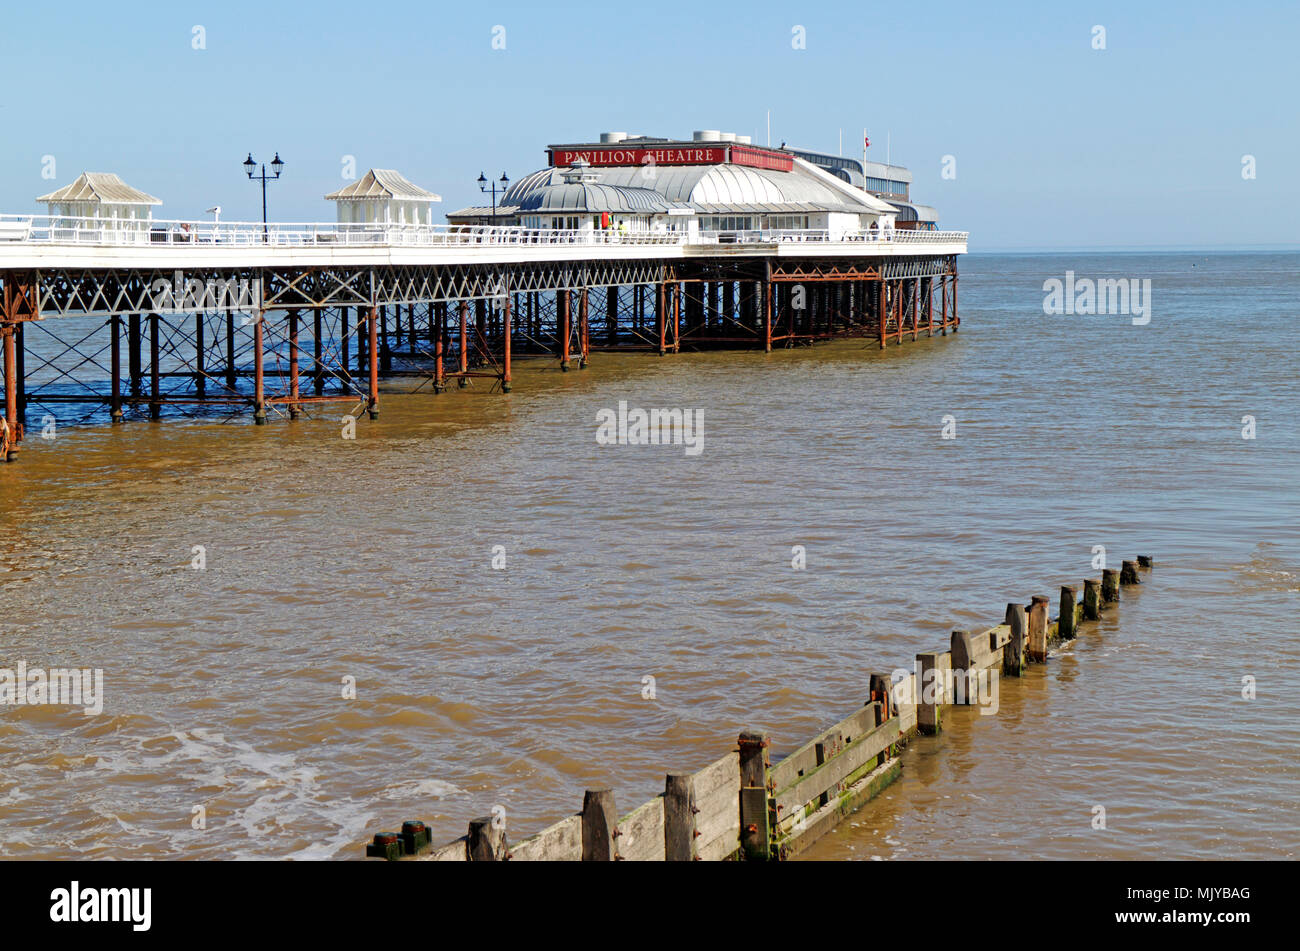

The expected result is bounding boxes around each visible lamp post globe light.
[244,152,284,241]
[478,171,509,220]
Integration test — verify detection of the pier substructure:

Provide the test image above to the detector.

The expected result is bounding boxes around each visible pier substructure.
[0,253,957,455]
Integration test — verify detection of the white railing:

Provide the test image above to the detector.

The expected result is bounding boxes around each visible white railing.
[0,214,967,250]
[693,228,969,245]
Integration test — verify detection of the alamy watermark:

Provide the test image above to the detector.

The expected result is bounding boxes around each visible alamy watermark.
[150,271,262,314]
[0,662,104,715]
[595,400,703,456]
[892,661,999,716]
[1042,271,1151,325]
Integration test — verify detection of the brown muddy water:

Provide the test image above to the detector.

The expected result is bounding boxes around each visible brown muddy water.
[1,252,1296,860]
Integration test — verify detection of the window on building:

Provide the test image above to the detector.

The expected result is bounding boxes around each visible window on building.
[701,216,755,231]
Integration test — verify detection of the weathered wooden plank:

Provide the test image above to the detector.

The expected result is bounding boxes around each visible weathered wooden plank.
[616,796,665,862]
[506,814,581,861]
[774,716,900,818]
[692,751,740,812]
[694,782,740,848]
[696,791,741,862]
[697,821,741,862]
[987,623,1011,652]
[421,835,467,862]
[952,629,999,704]
[775,740,896,839]
[770,703,879,791]
[775,758,902,860]
[680,752,741,862]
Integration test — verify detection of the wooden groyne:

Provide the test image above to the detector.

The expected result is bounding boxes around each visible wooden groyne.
[366,555,1154,861]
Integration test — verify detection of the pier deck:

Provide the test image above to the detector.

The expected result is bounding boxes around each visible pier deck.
[0,219,966,463]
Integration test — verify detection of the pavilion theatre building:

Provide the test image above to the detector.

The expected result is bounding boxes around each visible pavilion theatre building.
[448,130,941,238]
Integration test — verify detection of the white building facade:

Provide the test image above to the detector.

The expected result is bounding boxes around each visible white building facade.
[36,172,161,236]
[448,131,900,237]
[325,169,441,227]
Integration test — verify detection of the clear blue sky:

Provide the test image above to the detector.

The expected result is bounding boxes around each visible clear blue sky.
[1,0,1295,249]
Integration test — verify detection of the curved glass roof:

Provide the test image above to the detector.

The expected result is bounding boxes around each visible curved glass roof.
[503,160,886,216]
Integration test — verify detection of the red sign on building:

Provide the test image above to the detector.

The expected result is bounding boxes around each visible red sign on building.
[549,147,727,167]
[547,144,796,172]
[728,145,794,172]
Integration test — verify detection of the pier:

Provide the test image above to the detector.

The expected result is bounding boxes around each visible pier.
[366,556,1153,861]
[0,218,965,463]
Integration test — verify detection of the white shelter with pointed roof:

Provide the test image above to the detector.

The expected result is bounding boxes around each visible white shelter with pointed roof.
[37,172,161,234]
[324,169,441,227]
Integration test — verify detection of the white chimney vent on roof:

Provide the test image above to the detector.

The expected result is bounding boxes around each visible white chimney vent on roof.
[718,132,736,142]
[735,134,752,145]
[693,130,721,142]
[600,132,628,143]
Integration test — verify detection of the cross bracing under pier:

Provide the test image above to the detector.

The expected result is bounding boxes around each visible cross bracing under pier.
[0,231,963,463]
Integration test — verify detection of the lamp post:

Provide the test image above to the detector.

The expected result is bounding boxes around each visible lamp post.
[243,152,284,242]
[477,171,510,221]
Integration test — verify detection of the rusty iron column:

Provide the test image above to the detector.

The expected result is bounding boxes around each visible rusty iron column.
[14,322,25,421]
[764,262,773,352]
[367,305,379,418]
[759,278,769,353]
[110,314,123,423]
[579,287,589,368]
[194,312,206,398]
[912,278,920,341]
[474,299,486,365]
[313,309,324,395]
[458,300,469,387]
[953,270,959,332]
[672,282,681,352]
[225,310,237,390]
[129,313,143,395]
[339,307,351,382]
[355,305,367,376]
[288,309,300,419]
[2,323,17,460]
[941,275,948,334]
[253,311,266,424]
[879,283,888,350]
[434,303,446,393]
[560,289,571,371]
[607,285,618,346]
[502,286,513,393]
[149,313,161,420]
[656,281,666,356]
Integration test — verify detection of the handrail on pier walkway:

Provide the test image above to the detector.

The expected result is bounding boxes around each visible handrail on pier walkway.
[0,213,967,252]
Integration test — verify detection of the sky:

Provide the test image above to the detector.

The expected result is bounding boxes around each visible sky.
[0,0,1295,250]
